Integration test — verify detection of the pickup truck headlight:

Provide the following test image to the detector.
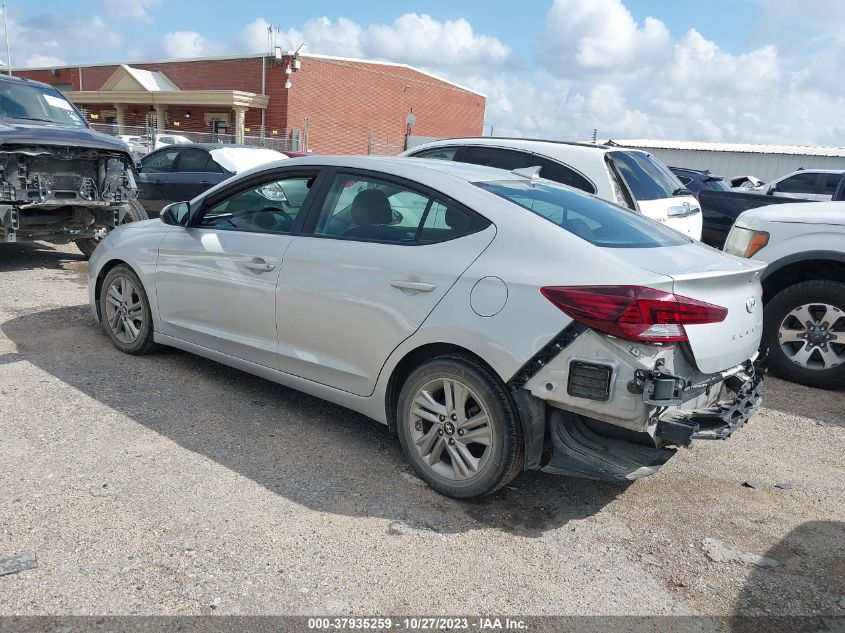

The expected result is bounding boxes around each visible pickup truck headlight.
[724,227,769,258]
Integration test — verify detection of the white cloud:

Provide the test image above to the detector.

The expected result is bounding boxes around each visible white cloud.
[102,0,160,23]
[5,8,121,68]
[162,31,220,59]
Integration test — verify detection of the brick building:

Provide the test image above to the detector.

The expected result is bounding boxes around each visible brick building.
[16,53,486,154]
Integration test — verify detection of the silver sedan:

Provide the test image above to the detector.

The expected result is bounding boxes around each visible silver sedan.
[89,156,767,498]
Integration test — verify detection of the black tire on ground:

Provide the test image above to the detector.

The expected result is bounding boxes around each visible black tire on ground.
[763,280,845,389]
[99,264,158,355]
[76,200,149,259]
[396,355,524,499]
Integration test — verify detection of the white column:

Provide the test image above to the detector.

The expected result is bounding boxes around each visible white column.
[155,105,167,138]
[233,106,247,144]
[114,104,126,135]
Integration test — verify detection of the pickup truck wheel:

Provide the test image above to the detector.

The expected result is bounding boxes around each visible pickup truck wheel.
[764,280,845,388]
[397,355,523,499]
[75,200,149,259]
[99,264,157,355]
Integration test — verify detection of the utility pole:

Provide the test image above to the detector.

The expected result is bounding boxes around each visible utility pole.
[3,4,11,76]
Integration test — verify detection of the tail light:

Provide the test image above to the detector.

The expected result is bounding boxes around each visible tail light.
[540,285,727,343]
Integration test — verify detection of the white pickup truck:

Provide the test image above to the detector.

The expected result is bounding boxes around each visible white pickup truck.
[725,202,845,388]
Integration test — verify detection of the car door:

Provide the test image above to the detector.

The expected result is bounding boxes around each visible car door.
[275,169,495,396]
[136,148,180,215]
[155,169,323,368]
[168,148,229,202]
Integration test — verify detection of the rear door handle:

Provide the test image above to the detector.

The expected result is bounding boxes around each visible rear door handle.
[390,280,436,293]
[199,180,211,186]
[244,258,275,273]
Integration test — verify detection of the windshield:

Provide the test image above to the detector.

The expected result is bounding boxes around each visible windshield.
[609,151,684,201]
[0,81,86,128]
[476,179,689,248]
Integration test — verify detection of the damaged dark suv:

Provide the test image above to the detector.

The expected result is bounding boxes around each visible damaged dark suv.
[0,74,145,257]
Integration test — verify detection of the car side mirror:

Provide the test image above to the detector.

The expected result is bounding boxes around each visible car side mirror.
[160,201,190,226]
[766,184,777,195]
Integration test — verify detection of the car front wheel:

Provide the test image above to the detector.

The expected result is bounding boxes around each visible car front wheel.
[99,264,157,355]
[396,355,523,498]
[764,280,845,388]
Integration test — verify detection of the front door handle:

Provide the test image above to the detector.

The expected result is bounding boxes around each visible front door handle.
[199,180,211,186]
[244,258,275,273]
[390,280,436,293]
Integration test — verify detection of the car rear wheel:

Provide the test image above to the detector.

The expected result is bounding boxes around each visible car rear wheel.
[396,355,523,498]
[99,264,157,355]
[76,200,149,259]
[764,280,845,388]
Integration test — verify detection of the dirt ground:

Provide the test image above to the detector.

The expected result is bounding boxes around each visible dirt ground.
[1,241,843,619]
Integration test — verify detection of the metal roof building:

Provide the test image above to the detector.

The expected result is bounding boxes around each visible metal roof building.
[605,139,845,183]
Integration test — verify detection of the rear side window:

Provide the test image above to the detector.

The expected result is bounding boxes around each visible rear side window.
[463,146,531,171]
[175,149,213,172]
[314,173,489,244]
[820,173,841,197]
[460,146,596,194]
[142,149,179,173]
[476,180,689,248]
[410,146,458,161]
[704,178,730,191]
[777,172,819,194]
[608,151,683,201]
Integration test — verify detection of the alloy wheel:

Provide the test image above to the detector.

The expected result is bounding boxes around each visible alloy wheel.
[104,276,145,345]
[777,302,844,370]
[407,378,494,481]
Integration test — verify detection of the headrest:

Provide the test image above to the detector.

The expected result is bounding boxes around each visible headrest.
[351,189,392,226]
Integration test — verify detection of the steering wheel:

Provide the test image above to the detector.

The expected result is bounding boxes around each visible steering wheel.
[241,207,294,232]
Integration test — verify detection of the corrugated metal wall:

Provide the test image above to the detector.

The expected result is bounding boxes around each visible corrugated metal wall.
[631,147,845,183]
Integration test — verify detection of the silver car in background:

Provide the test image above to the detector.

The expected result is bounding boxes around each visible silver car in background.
[88,156,766,498]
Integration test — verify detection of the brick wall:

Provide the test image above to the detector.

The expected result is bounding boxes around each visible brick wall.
[16,55,486,154]
[286,57,485,154]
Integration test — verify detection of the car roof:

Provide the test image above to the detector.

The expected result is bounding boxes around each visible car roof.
[147,143,266,152]
[406,136,630,157]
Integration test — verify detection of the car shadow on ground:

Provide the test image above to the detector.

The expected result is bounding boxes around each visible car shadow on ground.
[0,241,87,275]
[1,304,631,537]
[730,520,845,632]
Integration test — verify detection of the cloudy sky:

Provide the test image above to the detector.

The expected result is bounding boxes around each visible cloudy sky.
[11,0,845,145]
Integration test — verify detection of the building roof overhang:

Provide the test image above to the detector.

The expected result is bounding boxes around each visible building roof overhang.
[64,89,269,109]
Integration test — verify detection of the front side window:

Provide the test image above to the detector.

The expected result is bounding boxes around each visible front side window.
[314,173,488,244]
[198,174,316,234]
[476,180,689,248]
[142,149,180,173]
[608,151,684,201]
[410,146,458,161]
[776,172,819,194]
[0,81,86,128]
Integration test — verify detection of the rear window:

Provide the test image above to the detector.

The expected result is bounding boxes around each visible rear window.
[608,151,684,201]
[476,180,689,248]
[705,178,730,191]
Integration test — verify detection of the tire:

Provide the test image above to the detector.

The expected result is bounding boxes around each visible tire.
[763,280,845,389]
[396,355,524,499]
[76,200,149,259]
[99,264,158,355]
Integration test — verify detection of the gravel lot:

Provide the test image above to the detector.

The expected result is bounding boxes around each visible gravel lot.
[1,241,843,618]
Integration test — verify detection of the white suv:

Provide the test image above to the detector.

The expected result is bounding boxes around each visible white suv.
[402,138,702,239]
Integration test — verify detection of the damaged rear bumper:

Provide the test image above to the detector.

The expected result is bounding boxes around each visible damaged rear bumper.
[656,367,764,446]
